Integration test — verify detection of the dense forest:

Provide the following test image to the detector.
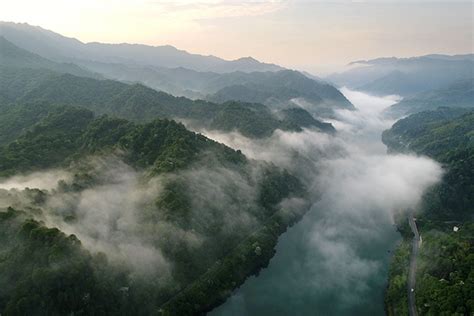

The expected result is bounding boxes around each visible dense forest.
[0,100,311,314]
[204,69,354,116]
[0,32,349,314]
[383,107,474,315]
[0,36,327,314]
[0,64,336,138]
[3,18,472,316]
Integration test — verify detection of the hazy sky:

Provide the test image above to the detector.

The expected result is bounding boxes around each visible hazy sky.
[1,0,473,73]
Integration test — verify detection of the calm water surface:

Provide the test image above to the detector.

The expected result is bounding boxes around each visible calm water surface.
[209,89,404,316]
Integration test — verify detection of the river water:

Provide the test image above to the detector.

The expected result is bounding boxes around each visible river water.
[208,89,441,315]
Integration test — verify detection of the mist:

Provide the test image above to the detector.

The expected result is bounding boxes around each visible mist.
[208,88,442,315]
[0,154,276,285]
[0,83,442,313]
[0,169,72,190]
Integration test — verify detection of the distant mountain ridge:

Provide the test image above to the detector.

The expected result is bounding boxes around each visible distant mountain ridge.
[74,60,353,116]
[349,54,474,66]
[0,66,337,138]
[0,36,97,78]
[206,69,354,117]
[0,21,284,73]
[0,21,354,117]
[327,54,474,96]
[385,78,474,117]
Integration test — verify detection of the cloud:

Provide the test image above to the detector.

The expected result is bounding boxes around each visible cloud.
[0,154,273,284]
[207,88,442,315]
[0,170,71,191]
[40,158,173,279]
[175,164,260,232]
[0,82,444,313]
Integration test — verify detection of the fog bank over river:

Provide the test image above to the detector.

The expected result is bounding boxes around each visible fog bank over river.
[208,89,442,315]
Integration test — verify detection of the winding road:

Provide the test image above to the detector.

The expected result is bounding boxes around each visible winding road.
[408,214,420,316]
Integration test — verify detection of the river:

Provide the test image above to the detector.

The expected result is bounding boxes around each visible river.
[208,89,440,315]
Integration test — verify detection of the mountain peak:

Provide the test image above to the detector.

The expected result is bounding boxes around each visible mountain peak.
[0,21,284,73]
[235,56,259,63]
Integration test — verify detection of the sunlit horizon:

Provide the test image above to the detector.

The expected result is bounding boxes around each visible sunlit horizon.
[2,0,472,74]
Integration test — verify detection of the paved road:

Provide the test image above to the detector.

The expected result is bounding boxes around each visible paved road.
[408,214,420,316]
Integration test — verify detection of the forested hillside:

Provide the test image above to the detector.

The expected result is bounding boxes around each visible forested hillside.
[2,3,472,316]
[77,62,353,116]
[0,66,336,138]
[77,61,348,99]
[0,38,320,314]
[1,24,353,116]
[205,70,354,116]
[382,107,473,220]
[383,107,474,315]
[0,102,310,315]
[0,105,246,176]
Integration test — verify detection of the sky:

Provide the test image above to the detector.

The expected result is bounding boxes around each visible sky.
[1,0,473,74]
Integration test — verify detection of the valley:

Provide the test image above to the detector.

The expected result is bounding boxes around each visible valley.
[0,15,473,316]
[208,89,441,316]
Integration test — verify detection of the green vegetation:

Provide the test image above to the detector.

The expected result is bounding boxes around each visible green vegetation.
[383,107,474,220]
[0,208,126,315]
[0,105,247,176]
[0,66,335,139]
[0,102,60,146]
[385,239,410,316]
[0,106,94,175]
[0,99,309,315]
[207,70,354,116]
[279,107,336,134]
[385,214,413,316]
[160,197,309,316]
[416,224,474,315]
[209,101,304,138]
[78,61,342,106]
[82,63,354,117]
[0,37,336,315]
[0,40,340,138]
[383,107,474,315]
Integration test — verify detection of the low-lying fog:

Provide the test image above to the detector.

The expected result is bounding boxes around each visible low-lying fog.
[0,88,442,315]
[208,88,441,315]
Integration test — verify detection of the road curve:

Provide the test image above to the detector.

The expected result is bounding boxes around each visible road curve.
[408,214,420,316]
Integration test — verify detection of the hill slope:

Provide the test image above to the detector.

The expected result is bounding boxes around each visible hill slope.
[0,22,351,118]
[1,67,336,138]
[0,104,309,315]
[385,78,474,117]
[383,107,474,315]
[79,62,353,117]
[0,36,97,78]
[206,70,354,117]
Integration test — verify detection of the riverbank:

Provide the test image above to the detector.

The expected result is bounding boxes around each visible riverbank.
[407,215,420,316]
[382,107,474,315]
[208,89,439,315]
[160,199,312,315]
[385,214,413,316]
